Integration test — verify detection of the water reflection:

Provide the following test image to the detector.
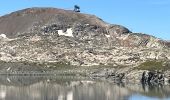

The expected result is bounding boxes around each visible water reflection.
[0,75,169,100]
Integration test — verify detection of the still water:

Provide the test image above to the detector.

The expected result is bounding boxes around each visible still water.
[0,75,169,100]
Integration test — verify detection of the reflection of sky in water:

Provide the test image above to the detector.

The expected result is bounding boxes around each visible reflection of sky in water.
[0,76,169,100]
[129,94,170,100]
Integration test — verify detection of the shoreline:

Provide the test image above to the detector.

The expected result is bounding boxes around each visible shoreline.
[0,61,170,85]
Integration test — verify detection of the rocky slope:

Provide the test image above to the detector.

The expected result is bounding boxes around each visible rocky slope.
[0,7,170,81]
[0,7,169,65]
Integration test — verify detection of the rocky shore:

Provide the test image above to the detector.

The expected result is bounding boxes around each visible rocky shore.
[0,61,169,86]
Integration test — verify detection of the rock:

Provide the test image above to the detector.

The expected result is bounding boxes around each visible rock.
[141,71,165,85]
[89,68,126,82]
[108,24,131,36]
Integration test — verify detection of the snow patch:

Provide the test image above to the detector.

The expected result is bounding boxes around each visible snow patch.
[0,34,14,41]
[105,34,110,38]
[0,34,7,38]
[58,28,73,37]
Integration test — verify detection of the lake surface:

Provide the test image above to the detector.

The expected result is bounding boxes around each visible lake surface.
[0,75,170,100]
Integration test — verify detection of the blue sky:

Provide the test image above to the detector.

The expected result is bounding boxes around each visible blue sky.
[0,0,170,40]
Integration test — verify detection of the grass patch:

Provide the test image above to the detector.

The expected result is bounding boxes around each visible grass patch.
[38,61,78,70]
[136,60,170,71]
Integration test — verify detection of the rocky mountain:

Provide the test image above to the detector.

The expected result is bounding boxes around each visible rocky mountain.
[0,7,170,68]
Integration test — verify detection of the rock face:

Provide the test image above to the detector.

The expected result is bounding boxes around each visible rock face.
[0,7,170,67]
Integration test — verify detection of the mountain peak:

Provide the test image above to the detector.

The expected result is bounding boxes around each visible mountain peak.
[0,7,114,37]
[0,7,169,48]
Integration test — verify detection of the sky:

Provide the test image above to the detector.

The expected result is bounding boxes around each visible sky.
[0,0,170,40]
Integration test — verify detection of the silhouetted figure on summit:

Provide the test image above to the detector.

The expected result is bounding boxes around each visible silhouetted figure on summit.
[74,5,80,12]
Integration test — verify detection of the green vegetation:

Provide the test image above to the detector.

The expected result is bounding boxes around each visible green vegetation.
[39,61,73,69]
[136,60,170,71]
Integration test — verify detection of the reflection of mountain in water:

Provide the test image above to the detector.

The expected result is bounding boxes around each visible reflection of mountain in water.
[0,75,88,86]
[127,83,170,99]
[0,76,45,86]
[0,76,169,100]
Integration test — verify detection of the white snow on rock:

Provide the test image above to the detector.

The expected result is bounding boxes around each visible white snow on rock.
[0,34,14,41]
[105,34,110,38]
[58,28,73,37]
[0,34,7,38]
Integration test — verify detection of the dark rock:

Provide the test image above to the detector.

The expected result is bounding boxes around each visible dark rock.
[109,24,131,35]
[141,71,165,85]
